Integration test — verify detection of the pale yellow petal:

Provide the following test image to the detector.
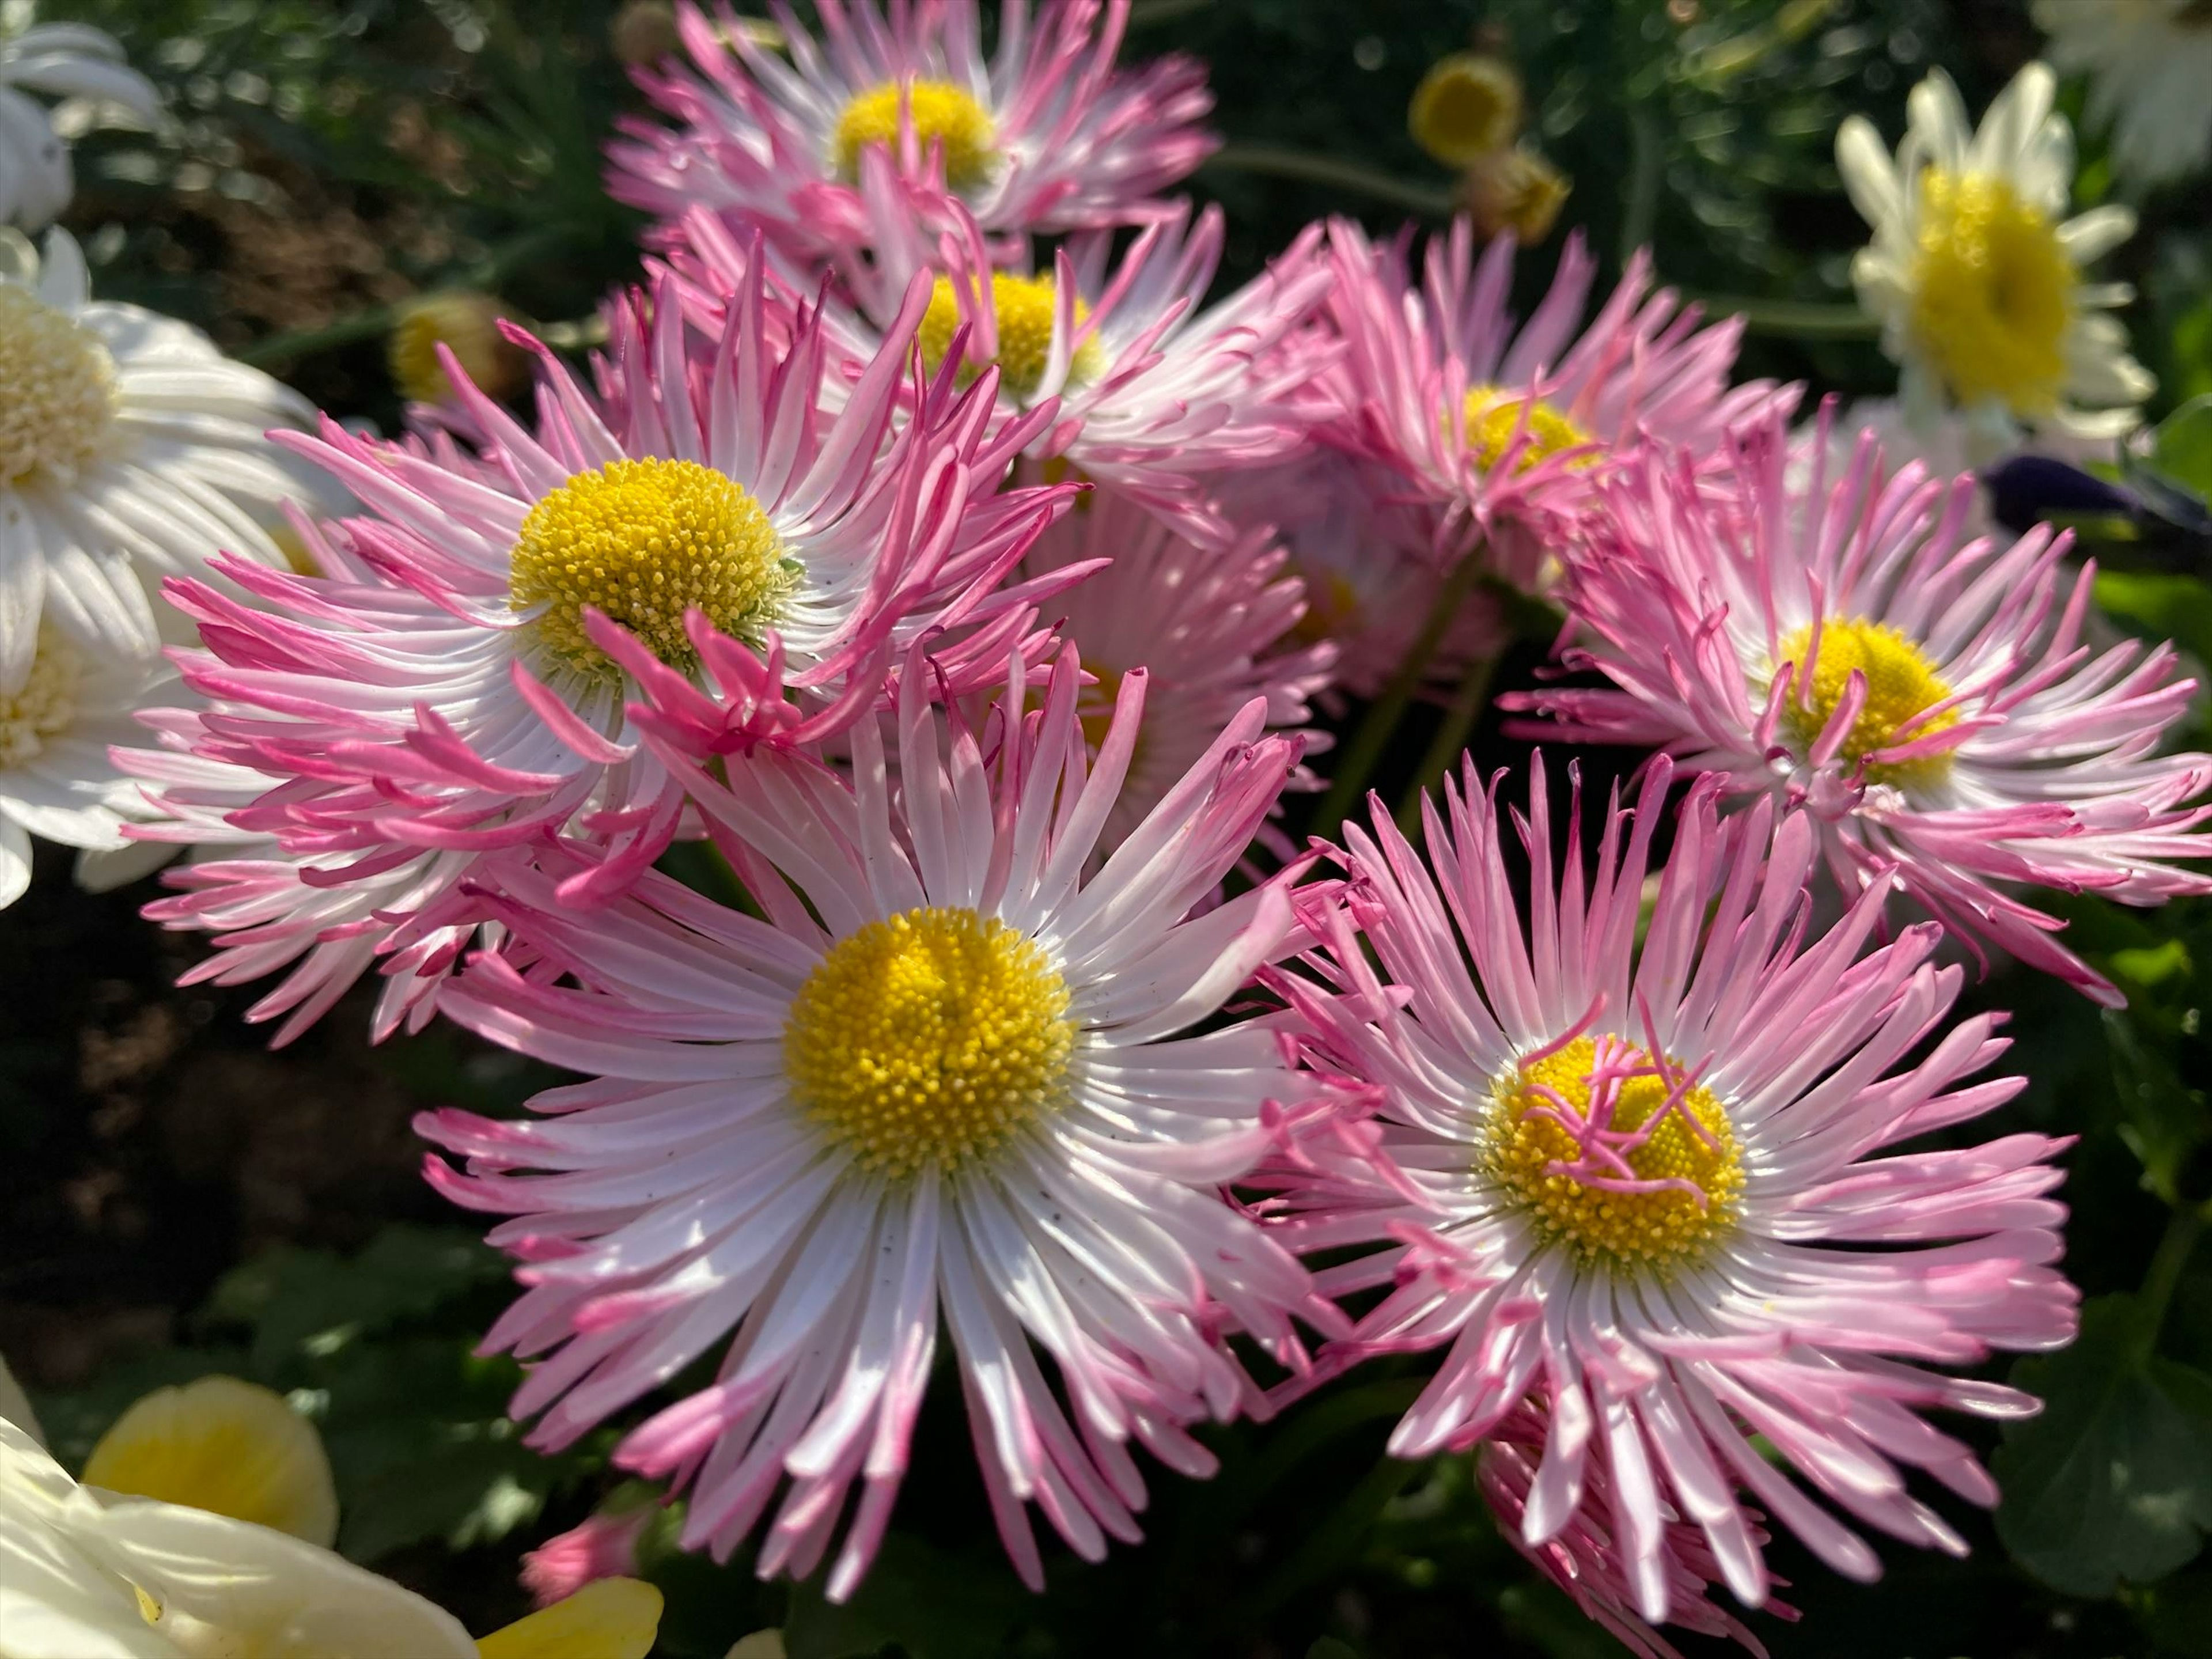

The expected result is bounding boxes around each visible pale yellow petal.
[725,1633,787,1659]
[84,1377,339,1547]
[475,1578,664,1659]
[94,1498,478,1659]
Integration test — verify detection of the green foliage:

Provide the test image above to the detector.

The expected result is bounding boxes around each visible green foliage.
[1998,1296,2212,1597]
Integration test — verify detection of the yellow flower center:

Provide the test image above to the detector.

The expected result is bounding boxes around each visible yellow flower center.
[832,79,997,191]
[0,283,118,486]
[1286,567,1362,650]
[1,628,81,768]
[509,458,793,683]
[783,907,1075,1180]
[1908,169,2074,414]
[1778,618,1960,786]
[1408,52,1524,166]
[1460,385,1593,475]
[917,273,1104,403]
[1485,1035,1744,1273]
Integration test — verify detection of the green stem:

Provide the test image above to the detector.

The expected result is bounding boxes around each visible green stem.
[1681,294,1881,339]
[236,306,398,370]
[1128,0,1214,24]
[2135,1205,2204,1362]
[1202,145,1458,217]
[1312,547,1486,838]
[1396,652,1497,833]
[1620,106,1662,265]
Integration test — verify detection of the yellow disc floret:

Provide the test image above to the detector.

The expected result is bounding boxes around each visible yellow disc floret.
[833,79,997,191]
[1485,1035,1744,1273]
[1461,385,1593,475]
[1908,169,2074,414]
[0,283,118,486]
[784,907,1075,1180]
[917,273,1104,403]
[1,628,81,768]
[1778,617,1960,786]
[510,457,793,682]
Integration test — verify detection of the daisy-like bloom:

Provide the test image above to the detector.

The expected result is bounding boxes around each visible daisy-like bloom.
[1518,411,2212,1003]
[1,22,158,226]
[1321,218,1786,590]
[135,263,1078,1035]
[1268,756,2076,1626]
[1209,448,1507,702]
[415,646,1338,1600]
[1,623,177,908]
[2,229,324,655]
[810,186,1329,546]
[1015,485,1335,846]
[1479,1402,1794,1659]
[2036,2,2212,187]
[607,0,1214,264]
[1836,62,2154,459]
[0,1416,664,1659]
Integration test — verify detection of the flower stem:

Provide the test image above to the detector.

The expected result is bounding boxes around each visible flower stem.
[2135,1204,2204,1363]
[1202,145,1459,217]
[1312,546,1486,838]
[1395,652,1498,833]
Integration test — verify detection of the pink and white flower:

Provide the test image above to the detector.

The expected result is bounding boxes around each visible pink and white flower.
[416,646,1338,1599]
[1208,448,1508,702]
[671,183,1331,546]
[607,0,1213,264]
[1320,218,1788,588]
[1268,756,2075,1626]
[1016,484,1335,847]
[1517,410,2212,1003]
[129,262,1075,1036]
[1480,1400,1795,1659]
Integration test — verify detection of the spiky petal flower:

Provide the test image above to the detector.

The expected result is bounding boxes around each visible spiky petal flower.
[416,647,1338,1600]
[1,24,159,227]
[1016,485,1335,847]
[675,183,1331,547]
[1268,757,2075,1624]
[1517,411,2212,1003]
[2,229,325,657]
[1835,62,2153,456]
[608,0,1214,263]
[1320,218,1786,588]
[130,265,1075,1036]
[1479,1401,1796,1659]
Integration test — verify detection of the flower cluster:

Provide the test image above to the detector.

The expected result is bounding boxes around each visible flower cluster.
[9,5,2212,1654]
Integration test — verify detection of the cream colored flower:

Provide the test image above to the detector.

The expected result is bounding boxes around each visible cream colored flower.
[2036,0,2212,186]
[1835,62,2153,459]
[84,1377,339,1549]
[1,21,159,227]
[0,1385,664,1659]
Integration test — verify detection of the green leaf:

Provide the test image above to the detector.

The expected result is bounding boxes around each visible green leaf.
[2154,397,2212,502]
[782,1534,1030,1659]
[2094,570,2212,672]
[207,1225,508,1374]
[1996,1296,2212,1596]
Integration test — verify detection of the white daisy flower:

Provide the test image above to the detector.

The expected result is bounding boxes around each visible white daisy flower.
[0,622,173,908]
[1,20,158,227]
[1,228,324,660]
[2036,1,2212,187]
[1835,62,2155,459]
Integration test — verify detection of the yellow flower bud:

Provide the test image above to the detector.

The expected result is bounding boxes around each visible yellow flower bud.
[389,290,525,406]
[1461,145,1573,245]
[1410,53,1524,167]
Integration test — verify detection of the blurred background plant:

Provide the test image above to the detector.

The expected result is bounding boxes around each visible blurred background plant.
[5,0,2211,1654]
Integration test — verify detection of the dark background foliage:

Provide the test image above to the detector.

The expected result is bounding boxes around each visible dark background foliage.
[6,1,2212,1654]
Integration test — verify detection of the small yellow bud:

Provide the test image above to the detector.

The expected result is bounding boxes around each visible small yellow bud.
[389,290,525,406]
[1461,145,1572,245]
[1409,53,1524,168]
